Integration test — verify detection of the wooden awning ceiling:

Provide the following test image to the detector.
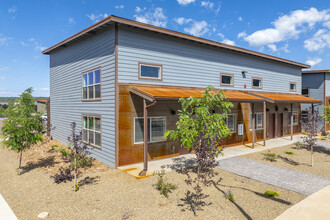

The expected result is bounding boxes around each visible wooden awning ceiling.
[249,92,322,103]
[129,85,264,102]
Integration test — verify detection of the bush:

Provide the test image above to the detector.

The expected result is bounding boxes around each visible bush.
[302,131,307,135]
[262,152,278,162]
[70,154,93,169]
[51,144,59,150]
[225,189,236,202]
[319,137,326,140]
[284,151,294,155]
[294,141,302,148]
[59,147,71,160]
[264,190,280,197]
[154,168,177,198]
[52,167,74,184]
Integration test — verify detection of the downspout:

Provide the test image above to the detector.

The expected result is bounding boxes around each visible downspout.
[139,99,157,176]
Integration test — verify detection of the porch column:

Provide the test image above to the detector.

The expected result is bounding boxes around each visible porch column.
[263,101,266,146]
[290,103,293,140]
[139,99,148,176]
[252,103,255,148]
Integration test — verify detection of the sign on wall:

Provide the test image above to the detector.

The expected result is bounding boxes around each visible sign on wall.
[238,124,244,135]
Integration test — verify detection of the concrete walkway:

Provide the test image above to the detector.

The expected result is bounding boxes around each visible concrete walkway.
[217,157,330,195]
[0,194,17,220]
[316,141,330,149]
[275,185,330,220]
[119,134,303,175]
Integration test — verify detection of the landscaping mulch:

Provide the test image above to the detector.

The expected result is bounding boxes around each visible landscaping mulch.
[0,141,306,220]
[242,144,330,178]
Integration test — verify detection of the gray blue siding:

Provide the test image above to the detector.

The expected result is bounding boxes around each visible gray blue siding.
[49,27,116,167]
[118,26,302,94]
[326,73,330,97]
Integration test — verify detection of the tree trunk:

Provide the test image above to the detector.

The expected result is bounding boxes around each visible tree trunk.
[18,150,22,175]
[311,145,314,167]
[74,151,78,191]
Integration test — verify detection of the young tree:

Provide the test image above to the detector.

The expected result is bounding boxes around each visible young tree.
[1,88,44,174]
[165,86,233,215]
[302,106,321,167]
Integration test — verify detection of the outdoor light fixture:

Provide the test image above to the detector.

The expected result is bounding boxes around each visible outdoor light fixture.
[171,110,176,115]
[284,108,288,111]
[275,106,279,112]
[242,71,248,74]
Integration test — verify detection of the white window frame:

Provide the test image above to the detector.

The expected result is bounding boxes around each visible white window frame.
[225,114,237,133]
[82,68,101,101]
[250,113,264,130]
[139,63,163,80]
[82,115,102,149]
[134,116,166,144]
[288,111,298,126]
[220,73,234,86]
[290,82,297,92]
[252,77,263,89]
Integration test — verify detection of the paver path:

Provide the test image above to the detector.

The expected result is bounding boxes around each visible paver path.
[217,157,330,195]
[316,141,330,149]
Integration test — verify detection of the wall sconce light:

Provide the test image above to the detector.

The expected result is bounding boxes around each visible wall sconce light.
[284,108,288,111]
[266,108,270,112]
[242,71,248,74]
[275,106,279,112]
[171,110,176,115]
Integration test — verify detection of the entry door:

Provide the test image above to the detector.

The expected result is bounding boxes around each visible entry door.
[277,113,283,137]
[269,113,275,139]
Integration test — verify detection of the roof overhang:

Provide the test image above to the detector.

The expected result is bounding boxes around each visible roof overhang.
[249,92,322,104]
[129,84,265,103]
[302,70,330,74]
[42,16,310,69]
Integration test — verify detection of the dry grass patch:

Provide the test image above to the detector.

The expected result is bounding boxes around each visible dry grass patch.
[242,144,330,178]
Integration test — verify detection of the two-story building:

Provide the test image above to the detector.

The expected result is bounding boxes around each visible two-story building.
[43,15,320,171]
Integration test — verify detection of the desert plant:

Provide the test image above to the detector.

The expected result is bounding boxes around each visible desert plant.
[165,85,233,215]
[284,151,294,155]
[262,152,278,162]
[1,88,44,175]
[51,144,59,150]
[224,189,236,202]
[52,167,74,184]
[301,131,307,135]
[301,107,321,167]
[154,168,177,198]
[264,190,280,197]
[59,147,71,161]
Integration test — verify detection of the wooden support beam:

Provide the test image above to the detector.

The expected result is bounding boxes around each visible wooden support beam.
[139,99,148,176]
[291,103,293,140]
[263,101,266,146]
[252,103,255,149]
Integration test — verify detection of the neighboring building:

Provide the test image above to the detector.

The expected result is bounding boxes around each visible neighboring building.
[302,70,330,130]
[36,100,48,114]
[43,15,320,169]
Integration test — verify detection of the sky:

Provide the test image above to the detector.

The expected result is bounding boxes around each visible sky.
[0,0,330,97]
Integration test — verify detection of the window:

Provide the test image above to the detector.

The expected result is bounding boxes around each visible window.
[139,63,162,80]
[220,73,234,86]
[134,117,166,144]
[82,115,101,148]
[288,111,298,126]
[252,78,262,89]
[301,111,308,123]
[82,68,101,100]
[250,113,264,130]
[290,82,297,91]
[302,88,309,97]
[225,114,236,132]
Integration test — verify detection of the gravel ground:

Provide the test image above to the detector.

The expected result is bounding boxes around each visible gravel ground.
[0,141,306,220]
[242,144,330,178]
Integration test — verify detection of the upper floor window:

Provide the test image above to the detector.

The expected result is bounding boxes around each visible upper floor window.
[82,68,101,101]
[220,73,234,86]
[139,63,162,80]
[225,114,236,132]
[290,82,297,92]
[252,77,262,89]
[302,88,309,97]
[134,116,166,144]
[82,115,101,149]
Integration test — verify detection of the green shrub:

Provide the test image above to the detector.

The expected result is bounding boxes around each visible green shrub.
[284,151,294,155]
[70,154,93,169]
[154,168,177,198]
[262,152,278,162]
[302,131,307,135]
[319,137,326,140]
[264,190,280,197]
[294,141,302,148]
[51,144,59,150]
[225,189,236,202]
[59,148,71,160]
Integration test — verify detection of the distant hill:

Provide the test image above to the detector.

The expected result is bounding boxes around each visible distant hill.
[0,97,49,103]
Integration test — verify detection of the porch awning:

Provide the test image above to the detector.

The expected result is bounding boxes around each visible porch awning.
[129,84,265,102]
[249,92,322,103]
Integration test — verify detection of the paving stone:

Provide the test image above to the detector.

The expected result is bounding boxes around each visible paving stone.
[217,157,330,195]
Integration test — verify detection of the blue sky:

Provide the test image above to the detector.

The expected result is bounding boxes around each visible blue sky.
[0,0,330,96]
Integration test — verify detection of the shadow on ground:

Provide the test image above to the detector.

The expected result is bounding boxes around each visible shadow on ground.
[78,175,100,187]
[21,155,59,175]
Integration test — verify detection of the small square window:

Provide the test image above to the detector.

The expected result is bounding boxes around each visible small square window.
[252,78,262,89]
[290,82,296,91]
[220,73,234,86]
[139,63,162,80]
[302,88,309,97]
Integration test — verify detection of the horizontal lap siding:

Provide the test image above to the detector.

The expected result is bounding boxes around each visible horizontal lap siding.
[50,27,116,167]
[118,26,302,94]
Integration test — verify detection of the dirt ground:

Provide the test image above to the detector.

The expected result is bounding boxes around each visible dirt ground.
[0,140,306,220]
[242,144,330,178]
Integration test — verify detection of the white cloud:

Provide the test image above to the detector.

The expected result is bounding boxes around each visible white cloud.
[0,76,6,80]
[267,44,277,52]
[8,6,17,13]
[201,1,221,15]
[115,5,124,9]
[217,32,224,38]
[238,16,243,22]
[306,57,322,67]
[304,29,330,51]
[87,13,108,23]
[173,17,192,25]
[201,1,214,9]
[324,21,330,29]
[222,39,235,46]
[243,8,330,47]
[134,7,167,28]
[184,20,209,37]
[20,41,29,46]
[0,34,12,46]
[237,31,247,39]
[177,0,195,6]
[68,18,75,24]
[0,67,9,72]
